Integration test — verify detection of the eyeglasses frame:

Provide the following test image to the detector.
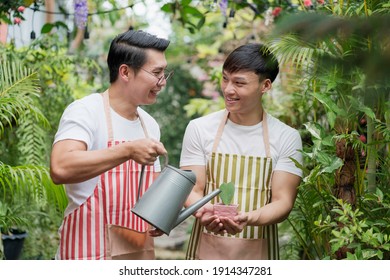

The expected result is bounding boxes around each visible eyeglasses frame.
[140,68,174,86]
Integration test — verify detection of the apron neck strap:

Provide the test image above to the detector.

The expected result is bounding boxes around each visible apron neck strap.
[212,110,271,158]
[262,112,271,158]
[102,90,114,141]
[102,90,149,141]
[212,110,229,152]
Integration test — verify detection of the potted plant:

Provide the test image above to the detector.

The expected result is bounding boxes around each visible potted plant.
[0,200,29,260]
[213,182,238,219]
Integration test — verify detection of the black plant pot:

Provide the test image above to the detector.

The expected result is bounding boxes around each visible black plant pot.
[1,229,28,260]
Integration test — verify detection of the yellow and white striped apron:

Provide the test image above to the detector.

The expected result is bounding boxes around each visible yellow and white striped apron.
[186,110,278,260]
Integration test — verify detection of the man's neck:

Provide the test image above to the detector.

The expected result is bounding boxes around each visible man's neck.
[107,86,139,121]
[228,108,264,126]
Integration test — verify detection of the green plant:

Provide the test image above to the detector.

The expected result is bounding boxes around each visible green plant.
[314,193,390,260]
[263,1,390,259]
[19,202,63,259]
[1,31,105,259]
[0,0,34,25]
[0,54,67,258]
[219,182,235,205]
[0,200,28,235]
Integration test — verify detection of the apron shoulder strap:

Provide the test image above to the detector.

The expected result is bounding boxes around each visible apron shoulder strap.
[212,110,271,158]
[102,90,114,141]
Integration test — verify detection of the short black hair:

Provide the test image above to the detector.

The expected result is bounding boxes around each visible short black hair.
[107,30,170,83]
[223,43,279,82]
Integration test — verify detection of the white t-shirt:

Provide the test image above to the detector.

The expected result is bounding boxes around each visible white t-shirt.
[54,93,161,216]
[180,110,303,177]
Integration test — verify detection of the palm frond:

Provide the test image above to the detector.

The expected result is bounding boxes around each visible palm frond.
[0,162,67,213]
[266,35,317,71]
[16,112,48,166]
[0,58,48,137]
[288,181,335,259]
[270,13,390,83]
[0,200,29,233]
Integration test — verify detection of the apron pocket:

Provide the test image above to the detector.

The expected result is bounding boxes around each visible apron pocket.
[106,224,155,260]
[197,232,268,260]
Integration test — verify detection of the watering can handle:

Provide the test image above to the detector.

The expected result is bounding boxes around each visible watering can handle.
[137,153,169,201]
[160,153,169,169]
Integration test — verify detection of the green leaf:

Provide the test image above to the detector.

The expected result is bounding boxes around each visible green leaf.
[321,135,334,147]
[304,122,323,140]
[0,15,12,25]
[181,0,192,6]
[196,16,206,30]
[321,157,343,174]
[183,6,203,18]
[55,21,69,31]
[310,92,345,115]
[161,3,173,13]
[41,23,54,34]
[326,111,337,129]
[347,96,377,121]
[219,182,235,205]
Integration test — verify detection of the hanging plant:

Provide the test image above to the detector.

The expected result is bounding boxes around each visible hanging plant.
[0,0,33,25]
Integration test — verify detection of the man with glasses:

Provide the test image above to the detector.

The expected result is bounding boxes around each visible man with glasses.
[50,29,171,260]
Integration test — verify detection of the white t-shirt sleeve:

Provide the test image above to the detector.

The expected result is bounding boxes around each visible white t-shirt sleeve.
[274,128,303,177]
[180,120,207,167]
[54,100,97,150]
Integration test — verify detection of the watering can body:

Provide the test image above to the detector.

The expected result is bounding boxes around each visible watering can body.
[131,164,221,235]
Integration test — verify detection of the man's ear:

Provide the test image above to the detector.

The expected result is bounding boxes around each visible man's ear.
[261,79,272,93]
[119,64,134,81]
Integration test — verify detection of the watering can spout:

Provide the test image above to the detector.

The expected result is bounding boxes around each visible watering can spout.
[174,189,221,228]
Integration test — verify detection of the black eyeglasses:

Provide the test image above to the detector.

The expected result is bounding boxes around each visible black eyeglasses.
[141,68,174,86]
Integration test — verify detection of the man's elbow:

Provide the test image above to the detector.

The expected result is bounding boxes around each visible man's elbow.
[50,164,68,185]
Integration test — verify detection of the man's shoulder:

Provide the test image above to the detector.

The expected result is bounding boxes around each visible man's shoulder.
[61,93,102,120]
[267,113,298,132]
[267,114,302,146]
[137,107,159,127]
[190,109,225,126]
[67,93,102,110]
[76,93,102,105]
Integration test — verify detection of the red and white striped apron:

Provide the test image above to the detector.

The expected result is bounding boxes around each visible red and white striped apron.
[56,91,155,260]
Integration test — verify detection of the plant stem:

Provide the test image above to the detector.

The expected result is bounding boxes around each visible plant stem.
[363,0,368,17]
[366,116,376,192]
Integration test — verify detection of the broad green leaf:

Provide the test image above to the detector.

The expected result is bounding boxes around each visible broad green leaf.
[304,122,324,140]
[197,16,206,29]
[55,21,69,31]
[347,96,377,120]
[181,0,192,6]
[41,23,54,34]
[183,6,203,18]
[310,92,344,115]
[219,182,235,205]
[161,3,173,13]
[321,157,343,173]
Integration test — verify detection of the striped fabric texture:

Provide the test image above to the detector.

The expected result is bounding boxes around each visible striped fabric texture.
[186,111,279,260]
[56,91,154,259]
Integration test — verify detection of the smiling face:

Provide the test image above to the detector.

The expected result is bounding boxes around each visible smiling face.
[221,70,271,124]
[127,49,168,106]
[220,44,279,124]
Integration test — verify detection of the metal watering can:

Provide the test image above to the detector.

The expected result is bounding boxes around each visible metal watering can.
[132,155,221,235]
